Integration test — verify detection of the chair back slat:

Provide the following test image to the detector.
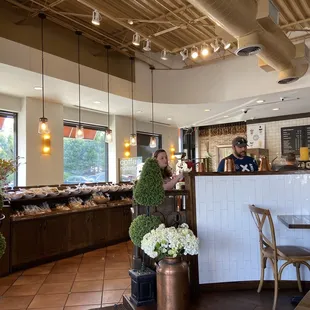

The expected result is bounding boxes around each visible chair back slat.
[249,204,277,254]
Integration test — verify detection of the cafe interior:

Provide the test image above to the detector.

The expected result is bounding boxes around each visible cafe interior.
[2,0,310,309]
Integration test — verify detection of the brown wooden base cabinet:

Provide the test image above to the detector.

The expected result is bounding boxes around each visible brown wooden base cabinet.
[10,205,132,270]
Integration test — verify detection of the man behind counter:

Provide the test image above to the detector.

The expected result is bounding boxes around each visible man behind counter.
[217,136,258,172]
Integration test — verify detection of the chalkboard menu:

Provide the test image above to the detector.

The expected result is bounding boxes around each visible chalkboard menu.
[281,125,310,155]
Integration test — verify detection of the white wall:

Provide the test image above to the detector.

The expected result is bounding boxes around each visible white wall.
[2,37,310,108]
[254,117,310,161]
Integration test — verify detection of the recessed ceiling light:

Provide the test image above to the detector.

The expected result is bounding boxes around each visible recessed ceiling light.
[167,117,172,120]
[204,109,211,112]
[136,110,142,113]
[256,100,265,103]
[273,108,279,111]
[34,86,42,90]
[94,101,101,104]
[223,115,229,118]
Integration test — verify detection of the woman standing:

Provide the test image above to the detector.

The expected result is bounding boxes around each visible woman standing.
[153,149,183,190]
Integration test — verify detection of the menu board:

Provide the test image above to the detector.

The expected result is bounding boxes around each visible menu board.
[281,125,310,155]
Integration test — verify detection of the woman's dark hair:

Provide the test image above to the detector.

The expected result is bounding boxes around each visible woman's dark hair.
[153,149,172,179]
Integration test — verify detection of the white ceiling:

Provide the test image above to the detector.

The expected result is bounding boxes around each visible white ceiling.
[1,62,310,128]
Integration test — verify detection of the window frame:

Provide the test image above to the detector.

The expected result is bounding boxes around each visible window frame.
[0,110,18,186]
[63,120,109,183]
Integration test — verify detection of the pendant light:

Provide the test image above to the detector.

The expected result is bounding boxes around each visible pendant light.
[105,45,112,143]
[129,57,136,146]
[75,31,84,139]
[149,66,157,149]
[38,13,50,135]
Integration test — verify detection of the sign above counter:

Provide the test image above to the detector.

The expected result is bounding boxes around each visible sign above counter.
[281,125,310,155]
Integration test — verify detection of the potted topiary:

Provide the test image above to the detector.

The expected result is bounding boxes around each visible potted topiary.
[128,158,165,307]
[133,157,165,214]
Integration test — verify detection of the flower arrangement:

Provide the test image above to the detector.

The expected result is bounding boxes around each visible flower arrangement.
[129,214,162,247]
[141,223,199,260]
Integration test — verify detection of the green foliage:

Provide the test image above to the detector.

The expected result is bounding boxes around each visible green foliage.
[0,232,6,259]
[63,131,107,178]
[0,131,15,184]
[129,214,162,247]
[133,158,165,207]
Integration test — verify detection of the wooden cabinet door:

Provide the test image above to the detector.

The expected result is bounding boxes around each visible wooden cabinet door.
[42,215,69,257]
[11,219,43,266]
[122,206,132,239]
[92,209,108,245]
[69,211,92,251]
[107,207,123,242]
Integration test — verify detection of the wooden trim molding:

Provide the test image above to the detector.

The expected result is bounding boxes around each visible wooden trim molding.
[200,280,310,292]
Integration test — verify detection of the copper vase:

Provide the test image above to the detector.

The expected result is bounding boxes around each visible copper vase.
[224,158,235,172]
[156,257,189,310]
[259,156,270,171]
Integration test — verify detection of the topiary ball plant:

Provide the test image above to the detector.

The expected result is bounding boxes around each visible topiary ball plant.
[129,214,162,247]
[0,232,6,259]
[133,158,165,208]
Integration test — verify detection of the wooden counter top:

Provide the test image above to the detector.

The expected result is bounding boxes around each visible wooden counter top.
[189,170,310,176]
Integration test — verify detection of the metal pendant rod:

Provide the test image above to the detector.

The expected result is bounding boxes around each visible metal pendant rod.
[76,30,82,126]
[39,13,46,118]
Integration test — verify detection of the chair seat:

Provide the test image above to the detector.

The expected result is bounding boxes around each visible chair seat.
[264,245,310,260]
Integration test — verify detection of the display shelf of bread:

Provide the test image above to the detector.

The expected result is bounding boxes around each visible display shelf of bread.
[6,183,133,220]
[5,183,133,201]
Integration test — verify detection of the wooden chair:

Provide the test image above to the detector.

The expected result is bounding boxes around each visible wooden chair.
[249,204,310,310]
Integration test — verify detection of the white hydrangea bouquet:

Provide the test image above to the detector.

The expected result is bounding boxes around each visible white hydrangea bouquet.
[141,223,199,260]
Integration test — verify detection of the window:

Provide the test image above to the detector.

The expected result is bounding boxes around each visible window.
[63,122,108,184]
[137,132,162,162]
[0,111,17,186]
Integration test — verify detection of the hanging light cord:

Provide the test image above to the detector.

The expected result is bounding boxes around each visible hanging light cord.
[77,32,81,127]
[40,14,45,118]
[106,47,110,129]
[151,68,154,134]
[131,57,134,134]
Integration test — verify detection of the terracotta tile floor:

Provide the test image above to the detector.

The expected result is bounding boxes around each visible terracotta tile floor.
[0,241,133,309]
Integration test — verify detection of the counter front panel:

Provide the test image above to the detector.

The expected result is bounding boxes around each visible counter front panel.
[196,173,310,284]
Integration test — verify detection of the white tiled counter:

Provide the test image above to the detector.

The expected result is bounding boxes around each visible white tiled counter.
[195,173,310,284]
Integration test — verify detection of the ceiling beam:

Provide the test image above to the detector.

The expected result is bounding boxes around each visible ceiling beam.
[30,0,66,17]
[76,0,168,51]
[6,0,172,69]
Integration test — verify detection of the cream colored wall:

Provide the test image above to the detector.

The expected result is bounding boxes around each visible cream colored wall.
[0,94,179,185]
[22,98,64,186]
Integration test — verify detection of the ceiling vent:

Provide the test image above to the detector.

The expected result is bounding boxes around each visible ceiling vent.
[235,45,262,56]
[187,0,309,83]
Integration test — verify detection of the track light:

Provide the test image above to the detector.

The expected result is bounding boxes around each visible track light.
[132,32,140,46]
[143,39,151,52]
[191,46,199,59]
[180,48,188,61]
[200,44,209,57]
[211,39,220,52]
[161,49,168,60]
[91,9,101,26]
[221,39,231,50]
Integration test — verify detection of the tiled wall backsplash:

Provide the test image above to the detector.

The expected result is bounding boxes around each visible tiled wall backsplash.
[199,117,310,171]
[196,174,310,284]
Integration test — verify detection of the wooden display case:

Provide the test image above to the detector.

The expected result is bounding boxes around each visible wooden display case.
[0,184,133,276]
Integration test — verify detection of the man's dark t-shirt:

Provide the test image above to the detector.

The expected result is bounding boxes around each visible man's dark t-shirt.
[217,154,258,172]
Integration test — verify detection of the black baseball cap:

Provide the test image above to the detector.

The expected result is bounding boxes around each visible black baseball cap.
[232,136,247,147]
